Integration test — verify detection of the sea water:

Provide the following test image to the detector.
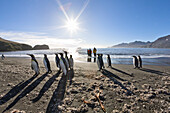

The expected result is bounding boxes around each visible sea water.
[0,48,170,66]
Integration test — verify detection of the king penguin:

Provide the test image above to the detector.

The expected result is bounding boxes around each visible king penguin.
[137,55,142,68]
[97,54,103,71]
[107,54,112,67]
[69,55,74,69]
[27,54,40,75]
[55,53,61,71]
[43,54,52,73]
[59,53,67,75]
[64,51,70,70]
[101,54,105,69]
[132,56,138,69]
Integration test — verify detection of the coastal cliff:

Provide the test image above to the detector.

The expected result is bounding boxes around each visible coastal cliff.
[0,37,49,51]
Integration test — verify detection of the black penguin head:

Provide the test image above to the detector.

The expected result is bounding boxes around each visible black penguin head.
[70,55,72,58]
[59,53,63,57]
[132,56,136,58]
[27,54,34,58]
[55,53,58,56]
[64,51,68,55]
[44,54,47,57]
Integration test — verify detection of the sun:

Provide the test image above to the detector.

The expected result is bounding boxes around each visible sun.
[65,19,79,33]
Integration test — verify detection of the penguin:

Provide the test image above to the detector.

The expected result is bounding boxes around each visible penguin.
[97,54,104,70]
[97,54,102,71]
[43,54,52,74]
[59,53,67,75]
[64,51,70,70]
[132,56,138,69]
[107,54,112,67]
[101,54,105,69]
[55,53,60,70]
[137,55,142,68]
[27,54,40,75]
[69,55,74,69]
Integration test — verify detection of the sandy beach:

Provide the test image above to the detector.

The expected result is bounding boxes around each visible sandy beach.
[0,57,170,113]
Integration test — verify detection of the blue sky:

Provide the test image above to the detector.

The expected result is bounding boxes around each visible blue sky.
[0,0,170,48]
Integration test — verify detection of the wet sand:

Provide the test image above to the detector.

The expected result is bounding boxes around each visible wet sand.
[0,57,170,113]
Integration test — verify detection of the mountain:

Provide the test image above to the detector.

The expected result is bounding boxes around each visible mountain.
[111,35,170,48]
[33,44,49,50]
[0,37,32,51]
[147,35,170,48]
[111,41,151,48]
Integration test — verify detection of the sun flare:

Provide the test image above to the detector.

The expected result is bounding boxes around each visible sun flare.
[65,19,79,33]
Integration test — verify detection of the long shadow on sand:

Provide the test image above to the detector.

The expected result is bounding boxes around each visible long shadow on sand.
[68,69,74,86]
[31,71,61,103]
[139,68,168,76]
[0,74,38,105]
[102,69,126,81]
[101,69,134,95]
[111,67,133,77]
[3,72,48,113]
[46,70,74,113]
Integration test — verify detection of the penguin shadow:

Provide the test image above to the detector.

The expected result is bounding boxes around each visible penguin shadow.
[101,69,126,81]
[110,67,133,77]
[3,72,48,112]
[46,73,68,113]
[139,68,168,76]
[68,69,74,86]
[101,69,134,95]
[0,74,38,105]
[31,71,61,103]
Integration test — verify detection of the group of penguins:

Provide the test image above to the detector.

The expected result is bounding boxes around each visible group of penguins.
[96,54,142,70]
[27,51,74,75]
[96,54,112,71]
[28,51,142,76]
[132,55,142,69]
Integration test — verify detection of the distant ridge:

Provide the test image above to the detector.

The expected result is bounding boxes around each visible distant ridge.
[0,37,49,51]
[111,35,170,48]
[111,41,151,48]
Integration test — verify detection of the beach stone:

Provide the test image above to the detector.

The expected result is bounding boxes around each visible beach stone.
[87,87,93,92]
[70,88,79,94]
[111,110,119,113]
[10,109,26,113]
[64,98,72,105]
[58,105,65,111]
[116,98,123,103]
[78,104,88,112]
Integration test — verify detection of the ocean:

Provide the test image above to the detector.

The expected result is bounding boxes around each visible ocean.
[0,48,170,66]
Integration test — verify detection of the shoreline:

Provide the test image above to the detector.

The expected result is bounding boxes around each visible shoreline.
[0,57,170,112]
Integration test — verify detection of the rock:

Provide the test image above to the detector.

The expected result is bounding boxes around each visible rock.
[116,98,123,103]
[33,44,49,50]
[78,104,88,112]
[112,110,119,113]
[64,98,72,105]
[70,88,79,94]
[58,105,65,111]
[87,87,93,92]
[10,109,26,113]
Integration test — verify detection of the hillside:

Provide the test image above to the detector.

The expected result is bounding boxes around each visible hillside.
[147,35,170,48]
[0,37,32,51]
[111,35,170,48]
[111,41,151,48]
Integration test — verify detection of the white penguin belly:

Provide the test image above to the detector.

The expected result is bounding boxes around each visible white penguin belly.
[60,59,67,75]
[43,58,48,72]
[32,60,39,74]
[65,58,69,69]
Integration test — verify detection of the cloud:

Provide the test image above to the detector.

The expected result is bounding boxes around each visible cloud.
[0,31,84,48]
